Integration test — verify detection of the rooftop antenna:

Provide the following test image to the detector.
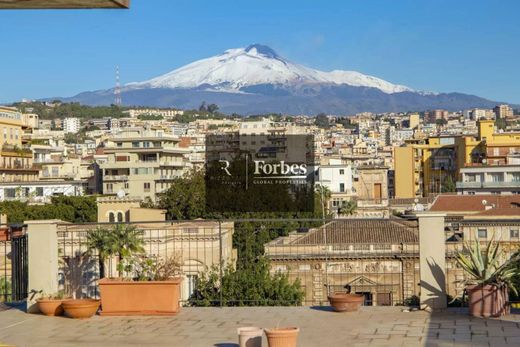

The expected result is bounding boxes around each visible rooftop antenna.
[114,65,122,106]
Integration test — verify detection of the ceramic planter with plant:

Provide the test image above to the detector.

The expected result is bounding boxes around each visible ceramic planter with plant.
[328,292,364,312]
[264,327,299,347]
[99,255,183,315]
[36,291,66,316]
[86,224,183,316]
[455,235,520,318]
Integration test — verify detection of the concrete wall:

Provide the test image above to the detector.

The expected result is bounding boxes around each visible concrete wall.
[417,213,447,311]
[25,220,60,313]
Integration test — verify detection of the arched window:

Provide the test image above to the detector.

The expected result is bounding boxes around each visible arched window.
[108,212,115,223]
[117,212,124,222]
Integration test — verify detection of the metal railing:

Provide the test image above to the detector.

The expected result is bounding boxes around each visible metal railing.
[55,218,422,307]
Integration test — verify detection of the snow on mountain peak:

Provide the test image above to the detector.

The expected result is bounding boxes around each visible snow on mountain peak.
[129,44,413,94]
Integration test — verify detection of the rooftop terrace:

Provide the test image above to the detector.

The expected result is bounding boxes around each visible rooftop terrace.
[1,306,520,346]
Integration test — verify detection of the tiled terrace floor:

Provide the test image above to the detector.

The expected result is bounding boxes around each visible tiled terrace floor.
[1,305,520,346]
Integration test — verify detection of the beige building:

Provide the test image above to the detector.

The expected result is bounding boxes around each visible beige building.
[354,165,390,218]
[494,104,514,119]
[59,198,236,302]
[0,106,39,184]
[265,219,421,306]
[100,128,190,201]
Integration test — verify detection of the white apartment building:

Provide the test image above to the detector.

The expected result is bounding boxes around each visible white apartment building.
[63,117,81,134]
[315,160,354,213]
[456,165,520,195]
[0,180,85,203]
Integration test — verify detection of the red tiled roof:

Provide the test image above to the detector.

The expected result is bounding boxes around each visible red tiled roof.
[430,195,520,213]
[292,219,418,245]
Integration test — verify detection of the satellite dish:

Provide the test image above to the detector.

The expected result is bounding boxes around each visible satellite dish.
[116,190,126,199]
[482,199,487,206]
[414,203,425,212]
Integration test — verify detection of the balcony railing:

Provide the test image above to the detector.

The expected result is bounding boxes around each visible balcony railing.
[104,175,129,181]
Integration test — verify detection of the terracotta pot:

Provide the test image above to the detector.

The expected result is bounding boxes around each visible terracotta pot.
[264,327,299,347]
[98,277,182,316]
[0,228,8,241]
[328,292,364,312]
[37,298,64,316]
[468,284,509,318]
[238,327,263,347]
[62,299,100,319]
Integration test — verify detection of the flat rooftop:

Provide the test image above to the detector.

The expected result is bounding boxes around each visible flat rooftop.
[0,0,129,9]
[1,305,520,346]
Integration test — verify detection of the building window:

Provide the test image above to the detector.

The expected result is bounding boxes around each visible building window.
[477,228,487,239]
[108,212,115,223]
[132,141,139,148]
[4,188,15,198]
[144,182,151,192]
[512,173,520,182]
[106,183,113,193]
[116,142,122,148]
[36,187,44,196]
[339,169,344,175]
[490,173,503,182]
[510,229,519,239]
[339,183,345,192]
[124,182,129,189]
[117,212,123,222]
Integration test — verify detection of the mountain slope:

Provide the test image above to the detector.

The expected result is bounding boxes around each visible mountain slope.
[58,44,508,114]
[127,44,413,94]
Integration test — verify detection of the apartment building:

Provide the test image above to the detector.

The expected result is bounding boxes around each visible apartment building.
[315,160,354,213]
[494,104,514,119]
[0,106,39,183]
[100,128,190,201]
[456,165,520,195]
[394,119,520,198]
[63,117,80,134]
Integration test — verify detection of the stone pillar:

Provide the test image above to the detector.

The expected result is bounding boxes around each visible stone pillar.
[25,220,61,313]
[416,213,447,311]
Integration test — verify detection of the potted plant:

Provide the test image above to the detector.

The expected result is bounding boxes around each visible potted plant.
[328,291,364,312]
[87,224,183,316]
[36,291,66,316]
[98,255,183,315]
[264,327,299,347]
[455,235,520,317]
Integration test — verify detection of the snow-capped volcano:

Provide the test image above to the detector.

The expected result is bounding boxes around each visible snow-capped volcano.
[59,44,507,115]
[128,44,413,94]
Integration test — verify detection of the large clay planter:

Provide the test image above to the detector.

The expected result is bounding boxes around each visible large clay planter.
[62,299,100,319]
[468,284,509,318]
[98,278,182,316]
[37,298,64,316]
[328,292,364,312]
[238,327,263,347]
[264,327,299,347]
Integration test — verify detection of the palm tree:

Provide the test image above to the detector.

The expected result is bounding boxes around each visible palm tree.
[111,224,145,276]
[315,184,331,218]
[338,200,357,216]
[85,227,114,279]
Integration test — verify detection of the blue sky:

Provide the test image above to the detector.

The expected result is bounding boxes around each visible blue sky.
[1,0,519,104]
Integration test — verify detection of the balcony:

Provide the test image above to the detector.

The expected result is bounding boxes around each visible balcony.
[482,181,520,188]
[456,181,482,189]
[103,175,129,182]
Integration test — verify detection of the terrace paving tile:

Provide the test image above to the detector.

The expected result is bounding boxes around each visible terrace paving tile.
[0,306,520,346]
